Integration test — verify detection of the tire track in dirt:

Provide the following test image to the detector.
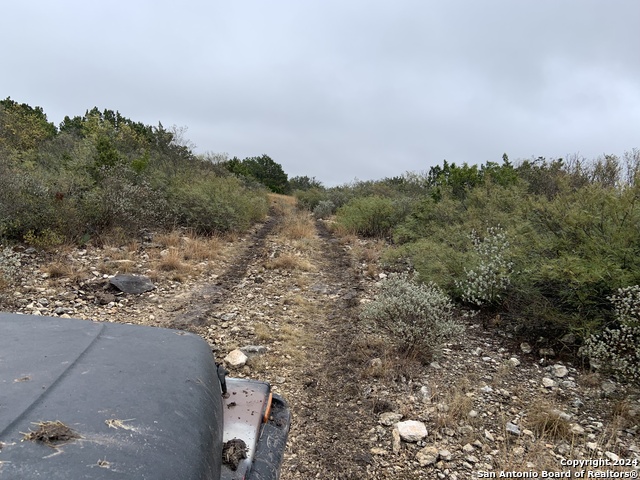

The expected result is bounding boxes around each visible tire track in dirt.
[167,212,280,332]
[279,221,376,479]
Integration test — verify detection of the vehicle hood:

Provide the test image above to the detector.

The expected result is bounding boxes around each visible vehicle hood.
[0,313,223,479]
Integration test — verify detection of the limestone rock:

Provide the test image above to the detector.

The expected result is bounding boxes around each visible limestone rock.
[416,446,439,466]
[224,349,248,368]
[552,364,569,378]
[542,377,556,388]
[395,420,428,442]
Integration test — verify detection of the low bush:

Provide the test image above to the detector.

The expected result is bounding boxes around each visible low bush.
[168,174,268,234]
[359,273,463,360]
[335,196,404,238]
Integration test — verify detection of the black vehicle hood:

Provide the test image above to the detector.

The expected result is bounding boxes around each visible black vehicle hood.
[0,313,223,479]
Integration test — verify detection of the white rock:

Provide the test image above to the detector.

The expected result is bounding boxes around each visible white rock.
[419,385,433,402]
[462,443,475,453]
[508,357,521,367]
[224,349,248,368]
[439,449,452,461]
[395,420,428,442]
[542,377,556,388]
[552,364,569,378]
[570,424,585,435]
[416,446,439,466]
[505,422,521,436]
[586,442,598,451]
[484,430,495,442]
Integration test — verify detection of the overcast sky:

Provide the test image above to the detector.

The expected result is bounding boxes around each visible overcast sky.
[3,1,639,186]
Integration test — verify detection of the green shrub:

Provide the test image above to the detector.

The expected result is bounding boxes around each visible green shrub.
[294,187,327,211]
[335,196,402,237]
[360,273,463,360]
[169,175,268,233]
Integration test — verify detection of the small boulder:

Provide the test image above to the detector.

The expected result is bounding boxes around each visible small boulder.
[542,377,557,388]
[224,349,248,368]
[505,422,521,436]
[395,420,428,442]
[416,446,439,466]
[552,364,569,378]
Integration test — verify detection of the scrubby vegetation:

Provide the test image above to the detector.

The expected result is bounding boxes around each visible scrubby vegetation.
[359,273,463,361]
[296,151,640,381]
[0,98,272,244]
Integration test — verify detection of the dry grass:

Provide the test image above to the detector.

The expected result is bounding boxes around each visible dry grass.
[253,323,273,342]
[268,193,297,215]
[525,402,572,439]
[279,210,316,241]
[155,230,183,248]
[265,254,314,271]
[434,384,475,430]
[157,249,187,272]
[44,261,74,279]
[182,234,222,262]
[42,260,88,283]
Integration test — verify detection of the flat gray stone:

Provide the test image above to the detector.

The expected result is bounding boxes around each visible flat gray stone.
[109,274,155,294]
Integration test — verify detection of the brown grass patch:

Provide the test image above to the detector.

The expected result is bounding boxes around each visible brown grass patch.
[279,211,315,240]
[268,193,296,215]
[265,254,314,271]
[253,323,273,342]
[525,402,572,440]
[434,385,474,429]
[44,262,73,279]
[155,230,183,248]
[182,235,221,262]
[157,249,186,272]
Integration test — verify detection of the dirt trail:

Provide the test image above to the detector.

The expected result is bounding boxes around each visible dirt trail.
[171,203,378,478]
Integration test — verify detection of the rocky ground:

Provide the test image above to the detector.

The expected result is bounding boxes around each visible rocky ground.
[1,195,639,479]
